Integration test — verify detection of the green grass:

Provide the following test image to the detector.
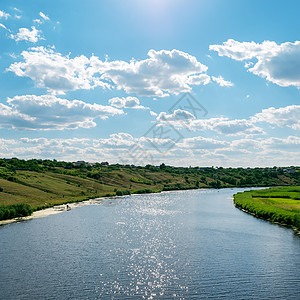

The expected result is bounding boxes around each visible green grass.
[0,168,200,220]
[233,186,300,230]
[0,158,300,221]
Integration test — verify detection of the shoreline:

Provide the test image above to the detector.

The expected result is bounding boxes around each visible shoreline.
[233,187,300,235]
[0,198,105,226]
[233,204,300,235]
[0,187,264,226]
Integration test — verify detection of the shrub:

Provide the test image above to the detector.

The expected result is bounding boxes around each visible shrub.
[133,189,153,194]
[0,204,33,221]
[130,177,151,185]
[115,190,131,196]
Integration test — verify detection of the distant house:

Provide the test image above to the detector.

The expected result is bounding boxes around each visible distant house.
[283,168,296,174]
[74,161,86,166]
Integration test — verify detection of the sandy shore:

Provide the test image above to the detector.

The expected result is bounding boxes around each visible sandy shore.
[0,198,104,226]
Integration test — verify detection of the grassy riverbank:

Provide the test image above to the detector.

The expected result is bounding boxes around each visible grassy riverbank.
[0,158,300,221]
[233,186,300,231]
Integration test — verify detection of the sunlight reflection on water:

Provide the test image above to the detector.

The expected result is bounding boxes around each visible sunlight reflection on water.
[0,188,300,299]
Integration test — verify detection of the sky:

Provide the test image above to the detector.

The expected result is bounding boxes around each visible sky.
[0,0,299,167]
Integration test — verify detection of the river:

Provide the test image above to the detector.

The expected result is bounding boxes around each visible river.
[1,188,299,299]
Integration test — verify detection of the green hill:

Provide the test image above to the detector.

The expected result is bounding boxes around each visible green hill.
[0,158,299,221]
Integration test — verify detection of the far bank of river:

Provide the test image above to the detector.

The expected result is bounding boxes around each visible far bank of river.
[0,187,267,226]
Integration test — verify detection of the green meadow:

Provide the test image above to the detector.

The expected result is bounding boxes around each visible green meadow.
[234,186,300,230]
[0,158,300,221]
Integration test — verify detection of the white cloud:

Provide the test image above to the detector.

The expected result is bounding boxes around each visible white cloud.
[0,10,10,19]
[149,111,157,117]
[39,12,50,21]
[211,75,233,87]
[187,74,211,85]
[264,136,300,151]
[157,109,195,123]
[210,39,300,89]
[10,26,41,43]
[101,49,209,97]
[0,23,8,30]
[180,136,229,149]
[94,133,136,147]
[156,112,264,136]
[231,138,264,150]
[8,47,211,96]
[210,118,264,135]
[210,39,276,61]
[0,95,123,130]
[253,105,300,129]
[108,96,148,109]
[0,102,35,129]
[34,12,50,24]
[8,47,109,94]
[0,133,299,167]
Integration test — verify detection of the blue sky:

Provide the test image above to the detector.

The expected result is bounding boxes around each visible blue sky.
[0,0,299,167]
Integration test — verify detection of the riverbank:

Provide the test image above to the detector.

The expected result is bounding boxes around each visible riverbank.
[233,186,300,232]
[1,159,299,213]
[0,187,260,226]
[0,197,105,225]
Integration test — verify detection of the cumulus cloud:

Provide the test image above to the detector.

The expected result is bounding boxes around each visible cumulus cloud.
[187,74,211,85]
[0,10,10,19]
[157,109,195,123]
[8,47,109,94]
[108,96,148,109]
[231,138,264,150]
[210,39,300,89]
[180,136,229,149]
[156,111,264,136]
[34,12,50,24]
[0,133,299,166]
[211,75,233,87]
[0,95,123,130]
[252,105,300,130]
[8,47,213,96]
[94,133,136,147]
[39,12,49,21]
[210,118,264,135]
[10,26,41,43]
[101,49,209,97]
[264,136,300,151]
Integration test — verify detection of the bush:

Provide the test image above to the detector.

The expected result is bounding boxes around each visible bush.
[0,168,16,182]
[115,190,131,196]
[133,189,153,194]
[0,204,33,221]
[0,187,3,192]
[130,177,151,185]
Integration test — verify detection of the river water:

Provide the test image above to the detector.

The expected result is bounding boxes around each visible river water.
[1,188,299,299]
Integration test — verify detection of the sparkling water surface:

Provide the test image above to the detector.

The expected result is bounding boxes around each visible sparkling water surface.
[1,188,300,299]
